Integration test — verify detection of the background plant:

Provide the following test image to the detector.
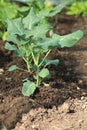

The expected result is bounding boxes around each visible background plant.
[5,4,83,96]
[0,0,18,38]
[0,0,30,39]
[66,0,87,17]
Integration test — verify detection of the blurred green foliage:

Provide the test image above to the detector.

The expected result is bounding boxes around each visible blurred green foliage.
[66,0,87,17]
[0,0,18,38]
[0,0,30,39]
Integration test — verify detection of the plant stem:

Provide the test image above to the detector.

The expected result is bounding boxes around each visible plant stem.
[18,67,28,73]
[31,51,39,66]
[36,74,40,87]
[39,49,51,67]
[26,61,31,72]
[23,57,31,72]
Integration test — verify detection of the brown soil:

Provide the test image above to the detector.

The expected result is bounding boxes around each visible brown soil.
[0,10,87,130]
[12,98,87,130]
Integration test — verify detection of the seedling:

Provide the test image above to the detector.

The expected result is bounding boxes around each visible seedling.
[5,6,83,96]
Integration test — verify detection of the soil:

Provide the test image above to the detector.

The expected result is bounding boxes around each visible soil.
[0,10,87,130]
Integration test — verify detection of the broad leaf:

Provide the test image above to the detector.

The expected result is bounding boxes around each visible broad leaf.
[23,8,40,29]
[6,34,20,45]
[22,80,36,96]
[42,59,59,67]
[57,30,83,48]
[49,2,68,17]
[6,34,29,45]
[8,65,18,71]
[37,0,45,9]
[36,30,83,51]
[39,68,51,78]
[26,23,51,38]
[35,37,60,51]
[5,42,17,51]
[7,18,25,35]
[38,9,50,20]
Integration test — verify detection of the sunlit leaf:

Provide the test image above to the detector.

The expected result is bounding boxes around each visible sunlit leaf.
[57,30,83,48]
[49,2,68,17]
[26,23,51,38]
[22,80,36,96]
[7,18,25,35]
[23,8,40,29]
[42,59,59,67]
[39,68,51,78]
[5,42,17,51]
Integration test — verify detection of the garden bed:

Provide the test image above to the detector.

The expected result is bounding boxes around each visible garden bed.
[0,11,87,130]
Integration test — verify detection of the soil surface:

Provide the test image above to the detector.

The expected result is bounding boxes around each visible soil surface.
[12,98,87,130]
[0,10,87,130]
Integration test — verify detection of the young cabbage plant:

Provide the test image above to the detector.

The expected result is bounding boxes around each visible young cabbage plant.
[5,7,83,97]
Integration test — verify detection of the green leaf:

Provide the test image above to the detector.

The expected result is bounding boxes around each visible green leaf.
[37,0,45,9]
[26,23,51,38]
[49,2,68,17]
[22,80,36,96]
[6,34,29,45]
[0,2,17,23]
[2,31,8,41]
[58,30,83,48]
[43,59,59,67]
[17,6,29,12]
[8,65,18,72]
[36,37,60,52]
[6,34,20,45]
[38,2,68,19]
[23,8,40,30]
[39,68,51,78]
[7,18,25,35]
[38,9,50,20]
[36,30,83,51]
[5,42,17,51]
